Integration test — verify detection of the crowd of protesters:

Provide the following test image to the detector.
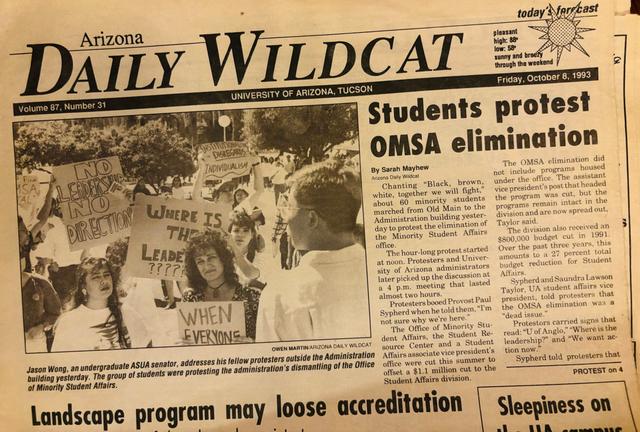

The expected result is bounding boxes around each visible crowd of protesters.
[18,149,367,352]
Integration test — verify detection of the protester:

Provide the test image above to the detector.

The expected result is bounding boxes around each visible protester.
[262,157,275,189]
[232,188,249,209]
[211,181,235,205]
[256,158,368,341]
[26,173,56,244]
[227,210,266,288]
[270,161,288,205]
[162,176,187,309]
[20,174,56,273]
[171,176,185,200]
[182,230,261,341]
[272,191,300,270]
[133,178,152,200]
[284,154,296,175]
[233,186,266,229]
[51,257,150,351]
[104,238,129,297]
[19,216,61,353]
[37,214,83,304]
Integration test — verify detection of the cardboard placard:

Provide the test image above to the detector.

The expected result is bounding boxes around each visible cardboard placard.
[16,174,41,228]
[51,157,131,251]
[126,195,232,280]
[177,301,245,345]
[199,141,255,183]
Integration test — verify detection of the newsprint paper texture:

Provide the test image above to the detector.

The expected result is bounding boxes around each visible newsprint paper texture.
[614,14,640,372]
[1,1,639,431]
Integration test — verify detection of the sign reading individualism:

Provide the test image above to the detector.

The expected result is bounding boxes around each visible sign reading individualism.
[52,157,131,251]
[126,195,232,280]
[177,301,246,345]
[198,141,256,183]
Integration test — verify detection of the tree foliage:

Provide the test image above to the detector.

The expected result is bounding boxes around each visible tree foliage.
[242,105,357,162]
[111,120,194,188]
[14,121,112,170]
[14,119,194,189]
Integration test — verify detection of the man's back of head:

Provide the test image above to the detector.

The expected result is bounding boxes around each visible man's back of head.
[286,158,362,251]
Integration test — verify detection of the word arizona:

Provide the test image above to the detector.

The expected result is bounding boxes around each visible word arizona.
[80,31,144,47]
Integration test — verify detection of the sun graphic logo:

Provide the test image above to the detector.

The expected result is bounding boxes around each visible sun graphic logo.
[529,2,595,65]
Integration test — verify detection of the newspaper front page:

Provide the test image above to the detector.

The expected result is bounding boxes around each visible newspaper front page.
[1,1,638,430]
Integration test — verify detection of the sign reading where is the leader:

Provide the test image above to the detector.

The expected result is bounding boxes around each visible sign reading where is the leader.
[52,157,131,251]
[126,195,232,281]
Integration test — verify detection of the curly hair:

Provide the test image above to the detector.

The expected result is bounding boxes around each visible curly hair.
[228,210,259,262]
[184,229,239,296]
[73,257,130,349]
[105,237,129,297]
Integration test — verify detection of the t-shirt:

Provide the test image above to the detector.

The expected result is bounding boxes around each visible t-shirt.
[172,187,186,200]
[52,304,149,352]
[256,244,369,341]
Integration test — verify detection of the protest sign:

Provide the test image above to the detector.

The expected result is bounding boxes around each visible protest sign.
[199,141,256,184]
[16,174,41,228]
[51,157,131,251]
[126,195,232,280]
[177,301,246,345]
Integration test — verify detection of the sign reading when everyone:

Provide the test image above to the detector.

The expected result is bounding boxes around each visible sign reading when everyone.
[178,301,245,345]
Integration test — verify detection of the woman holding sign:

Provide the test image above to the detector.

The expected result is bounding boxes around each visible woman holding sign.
[51,257,150,351]
[182,230,261,341]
